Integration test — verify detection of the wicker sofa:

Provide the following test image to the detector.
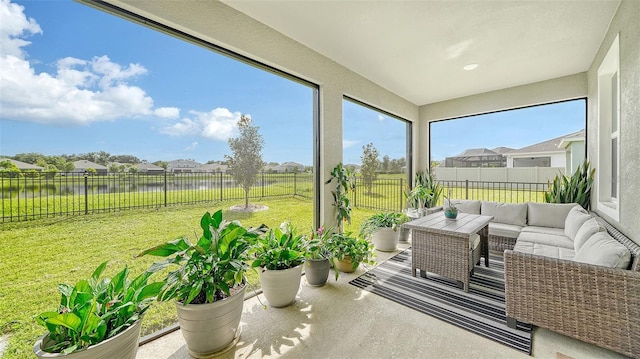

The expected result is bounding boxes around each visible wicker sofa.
[452,200,640,357]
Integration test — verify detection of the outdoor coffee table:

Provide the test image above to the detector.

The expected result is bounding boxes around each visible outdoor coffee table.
[404,212,493,292]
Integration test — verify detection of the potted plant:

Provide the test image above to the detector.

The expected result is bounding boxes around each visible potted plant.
[325,232,375,279]
[138,210,262,357]
[359,212,410,252]
[325,163,356,230]
[443,191,458,219]
[304,225,333,287]
[397,213,412,243]
[250,221,308,307]
[33,262,162,359]
[544,159,595,210]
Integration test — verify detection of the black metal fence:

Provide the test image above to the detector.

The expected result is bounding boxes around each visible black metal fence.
[1,171,313,223]
[1,172,549,223]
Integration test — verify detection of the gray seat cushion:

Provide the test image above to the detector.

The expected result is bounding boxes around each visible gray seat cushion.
[488,222,522,239]
[451,199,481,214]
[516,231,574,249]
[573,217,606,251]
[564,206,592,240]
[521,226,566,236]
[513,240,576,260]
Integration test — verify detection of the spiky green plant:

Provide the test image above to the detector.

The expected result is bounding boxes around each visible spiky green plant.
[414,170,443,208]
[544,159,595,210]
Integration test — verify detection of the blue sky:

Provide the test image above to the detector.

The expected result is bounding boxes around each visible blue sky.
[0,0,584,166]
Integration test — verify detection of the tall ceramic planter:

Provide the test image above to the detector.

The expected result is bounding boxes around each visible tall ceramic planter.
[34,318,142,359]
[259,264,303,307]
[175,285,245,358]
[305,258,330,287]
[372,227,398,252]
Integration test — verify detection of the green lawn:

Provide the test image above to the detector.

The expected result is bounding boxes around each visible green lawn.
[0,196,378,359]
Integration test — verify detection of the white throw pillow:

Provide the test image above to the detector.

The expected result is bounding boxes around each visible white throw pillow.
[481,201,527,226]
[564,206,592,240]
[573,232,631,269]
[573,218,605,251]
[451,200,481,214]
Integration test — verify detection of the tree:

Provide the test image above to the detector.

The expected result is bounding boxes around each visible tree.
[153,161,168,170]
[225,115,266,208]
[0,160,22,178]
[381,155,390,173]
[360,143,379,194]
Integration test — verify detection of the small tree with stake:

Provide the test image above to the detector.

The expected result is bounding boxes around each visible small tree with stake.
[360,142,379,195]
[225,115,266,209]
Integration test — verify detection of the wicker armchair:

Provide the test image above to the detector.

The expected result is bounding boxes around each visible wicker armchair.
[504,215,640,358]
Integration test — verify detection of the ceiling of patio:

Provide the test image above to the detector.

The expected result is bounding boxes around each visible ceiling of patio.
[223,0,620,106]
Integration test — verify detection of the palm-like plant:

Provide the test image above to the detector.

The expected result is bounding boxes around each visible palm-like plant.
[544,159,595,210]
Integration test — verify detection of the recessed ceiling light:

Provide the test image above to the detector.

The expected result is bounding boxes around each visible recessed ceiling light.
[463,64,479,71]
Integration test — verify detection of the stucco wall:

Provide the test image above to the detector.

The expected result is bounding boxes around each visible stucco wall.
[587,0,639,243]
[98,0,419,228]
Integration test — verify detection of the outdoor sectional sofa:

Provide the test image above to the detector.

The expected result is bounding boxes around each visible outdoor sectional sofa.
[452,199,640,358]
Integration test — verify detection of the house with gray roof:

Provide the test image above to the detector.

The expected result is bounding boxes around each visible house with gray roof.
[136,162,165,174]
[444,148,506,167]
[200,163,228,173]
[167,159,202,173]
[0,158,44,172]
[505,129,585,173]
[72,160,108,175]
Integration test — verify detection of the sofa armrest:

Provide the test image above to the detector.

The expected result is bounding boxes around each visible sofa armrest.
[504,250,640,358]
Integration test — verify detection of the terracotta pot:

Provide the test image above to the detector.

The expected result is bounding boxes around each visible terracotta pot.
[334,256,358,273]
[34,318,142,359]
[175,285,245,358]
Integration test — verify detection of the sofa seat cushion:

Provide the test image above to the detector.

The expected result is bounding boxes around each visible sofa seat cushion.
[481,201,527,226]
[488,222,521,239]
[517,231,574,249]
[573,232,631,269]
[564,206,592,240]
[527,202,578,229]
[521,226,566,236]
[450,199,481,214]
[513,240,576,260]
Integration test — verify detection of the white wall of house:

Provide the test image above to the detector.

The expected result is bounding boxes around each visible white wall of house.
[587,0,639,243]
[565,141,585,174]
[506,152,565,168]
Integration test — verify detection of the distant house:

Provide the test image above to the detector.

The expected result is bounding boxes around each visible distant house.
[200,163,228,173]
[505,130,585,172]
[0,158,44,172]
[263,162,305,173]
[72,160,108,175]
[444,148,507,167]
[167,159,202,173]
[344,164,361,173]
[136,162,165,174]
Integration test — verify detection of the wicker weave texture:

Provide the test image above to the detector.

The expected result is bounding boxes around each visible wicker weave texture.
[411,230,472,291]
[488,234,517,252]
[505,251,640,358]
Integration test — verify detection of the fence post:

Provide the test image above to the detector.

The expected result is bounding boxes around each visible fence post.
[163,171,167,207]
[261,171,265,198]
[84,174,89,215]
[294,172,297,195]
[220,172,223,201]
[465,179,469,199]
[399,178,404,211]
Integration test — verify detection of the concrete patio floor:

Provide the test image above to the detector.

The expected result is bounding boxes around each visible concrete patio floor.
[136,243,628,359]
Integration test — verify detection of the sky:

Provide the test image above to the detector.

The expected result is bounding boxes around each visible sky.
[0,0,584,166]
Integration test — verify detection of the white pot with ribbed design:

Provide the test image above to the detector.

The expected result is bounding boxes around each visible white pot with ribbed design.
[259,264,303,308]
[372,227,399,252]
[175,285,245,358]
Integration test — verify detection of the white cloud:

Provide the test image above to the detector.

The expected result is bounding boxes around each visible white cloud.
[185,141,198,151]
[0,0,180,126]
[343,139,359,149]
[377,114,385,121]
[154,107,180,119]
[161,108,241,141]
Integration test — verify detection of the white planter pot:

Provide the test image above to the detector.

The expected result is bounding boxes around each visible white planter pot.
[259,264,303,308]
[372,227,399,252]
[175,285,245,358]
[34,318,142,359]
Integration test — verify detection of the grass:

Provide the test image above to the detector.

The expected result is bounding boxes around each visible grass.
[0,195,379,359]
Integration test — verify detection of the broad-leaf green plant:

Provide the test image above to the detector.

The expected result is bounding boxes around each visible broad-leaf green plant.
[325,232,375,280]
[35,262,162,354]
[250,222,308,270]
[305,225,334,260]
[325,163,356,229]
[359,212,410,239]
[138,210,264,305]
[544,159,595,210]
